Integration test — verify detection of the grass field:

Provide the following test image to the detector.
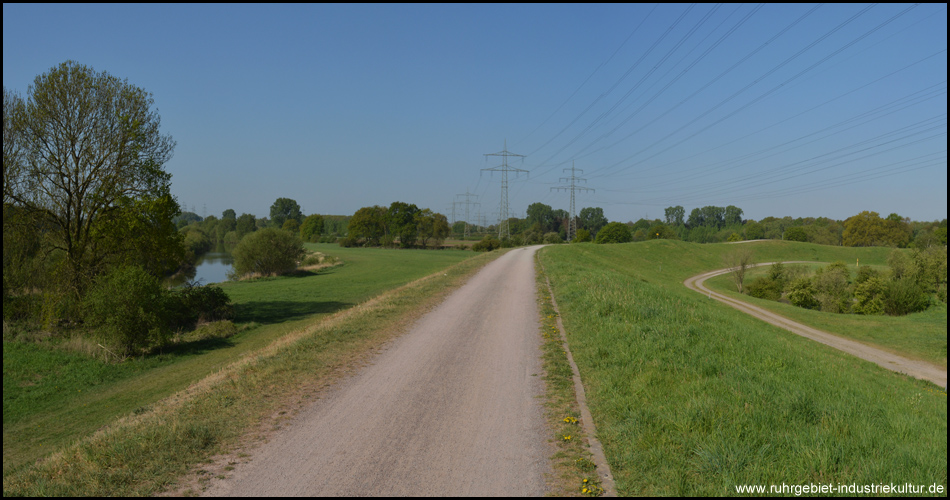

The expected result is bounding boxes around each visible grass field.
[2,244,475,478]
[538,240,947,496]
[704,263,947,368]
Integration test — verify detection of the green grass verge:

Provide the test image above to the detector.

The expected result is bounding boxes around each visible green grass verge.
[538,240,947,496]
[704,264,947,368]
[3,245,475,481]
[534,251,607,497]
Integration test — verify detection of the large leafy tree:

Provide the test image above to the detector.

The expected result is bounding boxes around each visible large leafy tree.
[526,202,555,233]
[269,197,302,229]
[387,201,420,248]
[4,61,179,295]
[594,222,632,244]
[664,205,685,226]
[578,207,608,236]
[300,214,324,243]
[842,211,911,247]
[348,205,388,246]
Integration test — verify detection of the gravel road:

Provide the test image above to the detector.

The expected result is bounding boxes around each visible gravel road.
[204,246,551,496]
[685,262,947,388]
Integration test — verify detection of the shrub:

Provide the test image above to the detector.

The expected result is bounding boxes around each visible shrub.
[572,229,592,243]
[167,283,234,330]
[748,262,790,300]
[814,262,852,313]
[853,276,886,315]
[787,277,819,309]
[884,277,930,316]
[543,232,563,244]
[83,265,171,356]
[472,236,501,252]
[231,227,306,278]
[595,222,633,244]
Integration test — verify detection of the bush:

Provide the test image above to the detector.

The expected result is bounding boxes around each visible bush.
[83,265,171,356]
[595,222,633,244]
[853,276,886,315]
[814,262,852,313]
[231,227,306,278]
[787,277,819,309]
[472,236,501,252]
[167,282,234,330]
[543,232,563,244]
[746,263,788,301]
[884,277,930,316]
[572,229,592,243]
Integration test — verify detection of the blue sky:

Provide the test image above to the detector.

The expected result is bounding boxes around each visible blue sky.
[3,4,946,224]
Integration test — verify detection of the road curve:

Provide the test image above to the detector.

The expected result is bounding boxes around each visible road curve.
[685,262,946,388]
[204,246,550,496]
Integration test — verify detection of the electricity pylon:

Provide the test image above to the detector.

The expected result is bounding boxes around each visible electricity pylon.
[551,161,593,242]
[456,189,479,238]
[482,140,527,239]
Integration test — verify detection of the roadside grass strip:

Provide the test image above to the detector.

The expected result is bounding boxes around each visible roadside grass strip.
[535,251,614,497]
[539,242,947,496]
[2,250,504,497]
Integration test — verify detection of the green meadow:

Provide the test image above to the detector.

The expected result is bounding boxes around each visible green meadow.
[2,244,475,478]
[538,240,946,496]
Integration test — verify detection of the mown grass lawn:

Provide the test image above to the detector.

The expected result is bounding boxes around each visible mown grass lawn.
[3,244,474,477]
[539,240,946,496]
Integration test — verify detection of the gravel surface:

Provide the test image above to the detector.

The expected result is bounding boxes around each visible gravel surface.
[685,262,947,388]
[203,246,551,496]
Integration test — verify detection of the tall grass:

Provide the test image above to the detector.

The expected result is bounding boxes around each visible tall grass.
[539,241,946,496]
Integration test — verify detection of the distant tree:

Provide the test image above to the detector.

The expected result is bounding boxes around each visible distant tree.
[222,208,236,220]
[387,201,420,248]
[594,222,632,244]
[665,205,686,226]
[700,206,725,228]
[348,205,388,246]
[4,61,179,297]
[269,198,302,229]
[842,211,910,247]
[648,223,676,239]
[236,213,257,238]
[175,211,203,229]
[417,211,450,248]
[526,203,555,233]
[572,228,592,243]
[687,208,703,228]
[724,205,743,226]
[282,218,300,233]
[230,227,305,278]
[743,221,764,240]
[300,214,324,243]
[579,207,608,236]
[784,226,808,242]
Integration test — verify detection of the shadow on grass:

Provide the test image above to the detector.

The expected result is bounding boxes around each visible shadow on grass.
[149,336,237,358]
[235,300,351,325]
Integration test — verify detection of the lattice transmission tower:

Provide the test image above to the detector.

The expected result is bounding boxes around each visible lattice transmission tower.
[456,189,479,238]
[482,140,527,239]
[551,161,594,242]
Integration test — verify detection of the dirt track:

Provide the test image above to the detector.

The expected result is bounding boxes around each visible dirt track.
[203,246,550,496]
[684,262,947,388]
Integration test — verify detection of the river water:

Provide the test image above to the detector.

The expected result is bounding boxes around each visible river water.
[167,251,234,287]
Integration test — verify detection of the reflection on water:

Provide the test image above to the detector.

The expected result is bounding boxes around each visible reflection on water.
[167,252,234,287]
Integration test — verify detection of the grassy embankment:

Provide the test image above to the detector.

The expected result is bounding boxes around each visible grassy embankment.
[538,239,946,496]
[3,244,490,495]
[704,263,947,368]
